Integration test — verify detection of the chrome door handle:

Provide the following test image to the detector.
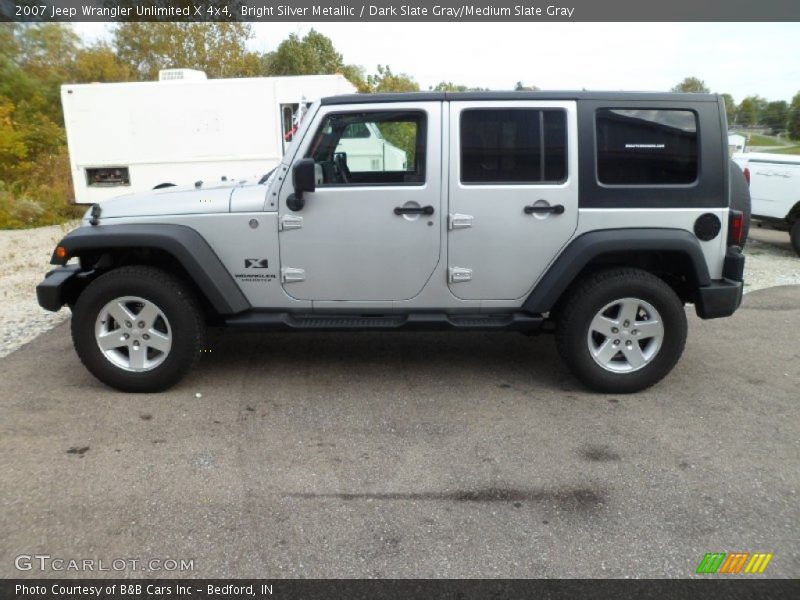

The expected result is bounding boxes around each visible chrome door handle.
[524,204,565,215]
[394,205,434,215]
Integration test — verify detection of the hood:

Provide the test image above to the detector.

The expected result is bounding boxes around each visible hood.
[93,181,240,220]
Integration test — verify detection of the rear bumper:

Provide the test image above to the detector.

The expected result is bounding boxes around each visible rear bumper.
[694,247,745,319]
[36,265,82,312]
[694,278,743,319]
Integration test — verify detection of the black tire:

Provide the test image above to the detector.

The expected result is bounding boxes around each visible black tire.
[555,268,687,394]
[730,160,751,243]
[71,266,205,392]
[791,220,800,257]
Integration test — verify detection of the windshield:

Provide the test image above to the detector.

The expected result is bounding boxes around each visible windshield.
[281,100,320,166]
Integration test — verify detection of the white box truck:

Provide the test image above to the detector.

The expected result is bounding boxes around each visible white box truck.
[61,71,357,204]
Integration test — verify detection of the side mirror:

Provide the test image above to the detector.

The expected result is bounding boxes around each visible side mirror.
[287,158,316,211]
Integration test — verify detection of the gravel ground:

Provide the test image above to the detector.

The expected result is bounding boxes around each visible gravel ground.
[0,222,797,359]
[0,222,78,359]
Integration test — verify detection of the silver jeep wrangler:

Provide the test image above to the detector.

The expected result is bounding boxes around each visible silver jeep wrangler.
[38,91,748,393]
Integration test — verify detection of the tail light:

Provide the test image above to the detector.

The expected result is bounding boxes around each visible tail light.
[743,167,750,185]
[728,210,745,246]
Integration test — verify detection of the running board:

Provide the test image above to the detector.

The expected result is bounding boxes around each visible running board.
[223,312,545,333]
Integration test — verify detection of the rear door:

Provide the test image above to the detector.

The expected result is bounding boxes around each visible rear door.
[747,158,800,219]
[447,101,579,300]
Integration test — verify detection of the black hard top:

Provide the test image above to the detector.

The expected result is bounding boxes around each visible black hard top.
[320,91,720,105]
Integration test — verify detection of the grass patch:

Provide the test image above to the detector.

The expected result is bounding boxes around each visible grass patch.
[764,145,800,155]
[732,132,795,147]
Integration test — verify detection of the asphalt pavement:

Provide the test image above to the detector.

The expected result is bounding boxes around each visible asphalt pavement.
[1,286,798,578]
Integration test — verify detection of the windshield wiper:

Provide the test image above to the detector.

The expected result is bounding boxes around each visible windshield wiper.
[258,168,277,185]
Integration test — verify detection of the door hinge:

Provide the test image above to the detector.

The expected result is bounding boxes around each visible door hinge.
[279,214,303,231]
[448,213,474,230]
[281,267,306,283]
[448,266,473,283]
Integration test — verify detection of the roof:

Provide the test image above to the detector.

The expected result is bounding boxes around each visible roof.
[320,91,720,105]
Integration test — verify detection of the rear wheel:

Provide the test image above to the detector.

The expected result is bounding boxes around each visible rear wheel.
[72,266,205,392]
[555,268,687,393]
[791,220,800,257]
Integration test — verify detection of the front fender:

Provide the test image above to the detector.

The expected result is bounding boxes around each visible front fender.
[51,224,250,315]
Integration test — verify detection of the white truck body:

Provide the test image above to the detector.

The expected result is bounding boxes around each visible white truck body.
[732,152,800,221]
[61,73,357,204]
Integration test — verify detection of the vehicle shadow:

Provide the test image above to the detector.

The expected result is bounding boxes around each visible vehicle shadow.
[196,328,575,394]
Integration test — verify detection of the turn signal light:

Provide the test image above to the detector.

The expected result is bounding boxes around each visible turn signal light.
[55,246,67,260]
[728,210,745,246]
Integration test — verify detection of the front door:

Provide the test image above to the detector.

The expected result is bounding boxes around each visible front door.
[278,102,442,301]
[447,101,579,300]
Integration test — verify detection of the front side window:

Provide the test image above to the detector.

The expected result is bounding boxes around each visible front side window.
[596,109,698,185]
[460,109,567,184]
[306,111,426,186]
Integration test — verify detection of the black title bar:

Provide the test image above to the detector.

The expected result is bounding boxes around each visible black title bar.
[2,579,800,600]
[2,0,800,22]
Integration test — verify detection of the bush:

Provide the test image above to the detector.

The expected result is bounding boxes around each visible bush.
[0,147,84,229]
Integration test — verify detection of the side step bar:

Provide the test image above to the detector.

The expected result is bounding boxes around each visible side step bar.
[223,312,545,333]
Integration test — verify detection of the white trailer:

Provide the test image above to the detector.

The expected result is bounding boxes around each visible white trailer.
[61,71,357,204]
[733,151,800,254]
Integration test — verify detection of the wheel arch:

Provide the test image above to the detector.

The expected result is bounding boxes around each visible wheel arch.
[53,224,250,316]
[523,228,712,315]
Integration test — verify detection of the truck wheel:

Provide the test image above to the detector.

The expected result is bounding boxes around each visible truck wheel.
[791,221,800,257]
[71,266,205,392]
[555,268,687,394]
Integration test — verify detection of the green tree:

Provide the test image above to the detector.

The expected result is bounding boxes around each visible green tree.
[366,64,419,93]
[113,23,262,80]
[737,95,766,126]
[514,81,540,91]
[268,29,343,75]
[430,81,489,92]
[762,100,788,133]
[267,29,367,91]
[671,77,710,93]
[788,92,800,140]
[73,43,135,83]
[0,99,28,182]
[720,93,736,124]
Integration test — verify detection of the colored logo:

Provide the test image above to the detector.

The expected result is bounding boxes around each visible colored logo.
[696,552,773,574]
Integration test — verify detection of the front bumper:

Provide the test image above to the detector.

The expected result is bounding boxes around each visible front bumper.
[36,265,83,312]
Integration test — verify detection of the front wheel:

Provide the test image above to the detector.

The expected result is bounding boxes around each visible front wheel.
[71,266,205,392]
[555,268,687,393]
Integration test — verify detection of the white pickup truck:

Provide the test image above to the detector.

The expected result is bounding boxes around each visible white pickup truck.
[732,152,800,255]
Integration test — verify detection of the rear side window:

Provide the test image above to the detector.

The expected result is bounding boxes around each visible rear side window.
[460,109,567,184]
[596,109,698,185]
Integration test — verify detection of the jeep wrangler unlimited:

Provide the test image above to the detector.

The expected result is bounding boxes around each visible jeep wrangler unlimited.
[37,91,748,393]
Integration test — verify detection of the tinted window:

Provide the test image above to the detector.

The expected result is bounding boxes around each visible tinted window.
[460,109,567,184]
[307,111,425,186]
[596,109,698,185]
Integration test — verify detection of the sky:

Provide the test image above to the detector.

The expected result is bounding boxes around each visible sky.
[72,22,800,102]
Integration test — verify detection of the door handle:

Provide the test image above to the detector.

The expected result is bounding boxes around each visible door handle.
[394,205,434,215]
[524,204,565,215]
